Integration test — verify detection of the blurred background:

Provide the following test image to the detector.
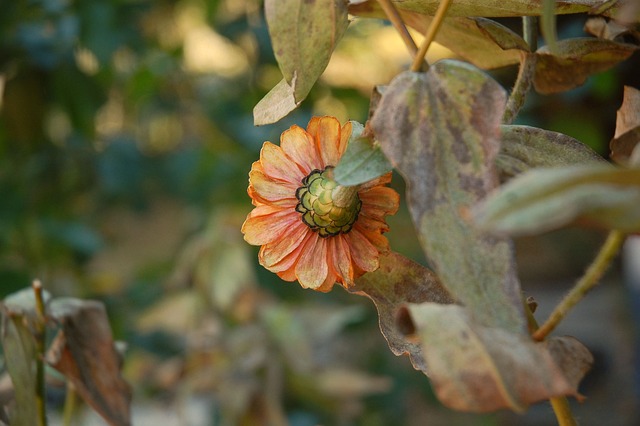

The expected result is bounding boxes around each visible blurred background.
[0,0,638,425]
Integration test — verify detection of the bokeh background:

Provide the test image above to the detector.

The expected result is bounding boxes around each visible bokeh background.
[1,0,639,425]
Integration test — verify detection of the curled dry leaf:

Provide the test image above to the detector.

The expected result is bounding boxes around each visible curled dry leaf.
[371,62,525,333]
[46,298,131,426]
[254,79,301,126]
[610,86,640,165]
[474,164,640,236]
[348,251,454,374]
[400,303,593,412]
[533,38,638,94]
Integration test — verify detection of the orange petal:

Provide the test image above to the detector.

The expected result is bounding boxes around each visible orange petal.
[339,121,353,158]
[280,126,322,173]
[260,220,308,267]
[355,214,390,234]
[249,167,298,205]
[268,230,313,273]
[295,233,329,289]
[329,235,354,287]
[359,186,400,218]
[345,228,379,273]
[242,206,299,246]
[359,172,392,190]
[260,142,305,184]
[354,223,390,253]
[307,116,342,167]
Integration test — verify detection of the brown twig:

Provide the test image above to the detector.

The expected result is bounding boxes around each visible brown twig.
[410,0,453,72]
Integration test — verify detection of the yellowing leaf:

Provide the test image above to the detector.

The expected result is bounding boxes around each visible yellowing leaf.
[253,79,302,126]
[474,165,640,235]
[533,38,638,94]
[265,0,348,103]
[371,62,525,332]
[349,0,608,18]
[498,125,604,179]
[402,303,593,412]
[349,252,454,374]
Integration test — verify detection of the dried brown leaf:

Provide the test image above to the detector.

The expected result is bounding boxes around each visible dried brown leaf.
[402,303,593,412]
[46,298,131,426]
[348,252,454,374]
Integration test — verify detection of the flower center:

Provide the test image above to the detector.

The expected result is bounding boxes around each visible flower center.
[295,167,362,238]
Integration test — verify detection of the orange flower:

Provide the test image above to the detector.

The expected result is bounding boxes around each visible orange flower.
[242,116,399,292]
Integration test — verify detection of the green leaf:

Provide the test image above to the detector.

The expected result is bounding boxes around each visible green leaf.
[333,122,393,186]
[498,125,604,179]
[402,303,593,412]
[265,0,349,103]
[253,79,302,126]
[533,38,638,94]
[474,165,640,235]
[370,62,525,332]
[348,252,454,374]
[349,0,611,18]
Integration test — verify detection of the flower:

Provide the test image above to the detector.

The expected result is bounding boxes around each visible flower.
[242,116,399,292]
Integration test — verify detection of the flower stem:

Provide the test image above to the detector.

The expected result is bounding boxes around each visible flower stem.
[533,230,626,341]
[32,279,48,426]
[502,52,537,124]
[550,396,577,426]
[62,382,76,426]
[523,16,538,50]
[410,0,453,72]
[376,0,418,57]
[525,298,578,426]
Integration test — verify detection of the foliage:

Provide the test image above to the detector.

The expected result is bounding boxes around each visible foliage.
[0,0,639,425]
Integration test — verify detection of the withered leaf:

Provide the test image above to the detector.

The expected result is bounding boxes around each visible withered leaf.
[348,252,454,374]
[610,85,640,165]
[498,125,604,179]
[533,38,638,94]
[348,0,609,18]
[253,79,301,126]
[371,62,525,333]
[46,298,131,426]
[265,0,348,103]
[401,303,593,412]
[474,164,640,235]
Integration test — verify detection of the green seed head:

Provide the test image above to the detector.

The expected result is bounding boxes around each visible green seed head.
[295,167,362,238]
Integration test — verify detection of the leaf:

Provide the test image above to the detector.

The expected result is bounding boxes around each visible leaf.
[401,303,593,412]
[474,165,640,236]
[370,62,525,333]
[265,0,349,103]
[611,86,640,166]
[533,38,638,94]
[333,122,393,186]
[46,298,131,426]
[498,125,604,179]
[253,79,301,126]
[348,252,454,374]
[0,312,38,426]
[610,127,640,166]
[348,0,610,18]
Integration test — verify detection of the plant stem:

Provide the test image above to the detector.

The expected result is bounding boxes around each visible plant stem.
[550,396,577,426]
[523,16,538,50]
[62,382,76,426]
[502,52,537,124]
[410,0,453,72]
[33,279,48,426]
[525,300,578,426]
[533,230,626,341]
[377,0,418,57]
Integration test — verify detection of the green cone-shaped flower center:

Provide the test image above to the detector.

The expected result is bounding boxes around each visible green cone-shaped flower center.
[295,167,362,238]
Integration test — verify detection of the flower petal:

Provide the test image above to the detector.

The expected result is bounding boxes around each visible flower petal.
[260,220,309,267]
[329,235,354,287]
[295,233,329,289]
[359,186,400,219]
[338,121,352,158]
[249,166,298,205]
[280,126,322,173]
[345,228,379,273]
[242,206,300,246]
[260,142,305,184]
[359,172,392,190]
[307,116,342,167]
[354,223,390,253]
